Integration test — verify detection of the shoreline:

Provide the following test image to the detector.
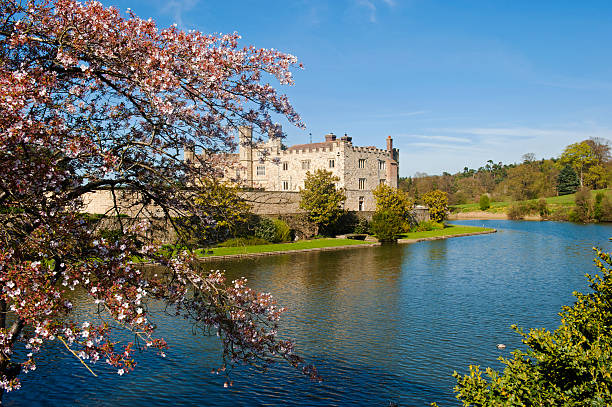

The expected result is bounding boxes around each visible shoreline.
[197,229,497,262]
[397,229,497,244]
[448,211,542,221]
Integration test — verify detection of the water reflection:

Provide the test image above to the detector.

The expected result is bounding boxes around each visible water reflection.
[7,221,612,406]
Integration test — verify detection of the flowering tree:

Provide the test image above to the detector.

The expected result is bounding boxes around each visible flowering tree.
[0,0,316,398]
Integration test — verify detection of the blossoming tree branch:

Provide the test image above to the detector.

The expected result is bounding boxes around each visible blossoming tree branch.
[0,0,316,396]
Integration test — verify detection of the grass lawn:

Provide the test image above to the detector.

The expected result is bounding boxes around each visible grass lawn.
[450,189,611,213]
[398,224,494,239]
[196,238,376,257]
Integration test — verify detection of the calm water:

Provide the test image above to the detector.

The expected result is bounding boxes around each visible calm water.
[7,220,612,406]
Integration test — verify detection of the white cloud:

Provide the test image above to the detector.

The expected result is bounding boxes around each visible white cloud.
[160,0,198,28]
[355,0,395,23]
[432,126,612,140]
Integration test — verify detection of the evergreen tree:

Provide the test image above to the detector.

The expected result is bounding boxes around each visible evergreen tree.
[557,165,580,195]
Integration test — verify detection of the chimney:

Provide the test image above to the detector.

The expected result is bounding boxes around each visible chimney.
[340,133,352,142]
[325,133,336,142]
[386,136,393,152]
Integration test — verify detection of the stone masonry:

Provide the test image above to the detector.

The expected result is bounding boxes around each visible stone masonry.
[188,126,400,212]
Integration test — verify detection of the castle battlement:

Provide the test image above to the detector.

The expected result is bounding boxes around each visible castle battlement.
[186,126,399,212]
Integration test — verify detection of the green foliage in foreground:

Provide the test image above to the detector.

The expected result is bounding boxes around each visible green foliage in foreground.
[449,246,612,406]
[399,225,492,240]
[197,238,375,257]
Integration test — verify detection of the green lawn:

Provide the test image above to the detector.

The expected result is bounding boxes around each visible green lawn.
[398,224,494,239]
[196,238,376,257]
[451,189,611,213]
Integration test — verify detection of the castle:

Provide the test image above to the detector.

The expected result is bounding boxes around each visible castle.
[185,126,399,212]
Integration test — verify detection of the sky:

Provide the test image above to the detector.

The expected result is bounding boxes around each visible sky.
[105,0,612,176]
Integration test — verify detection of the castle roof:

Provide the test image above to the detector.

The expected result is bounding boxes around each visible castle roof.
[286,141,335,150]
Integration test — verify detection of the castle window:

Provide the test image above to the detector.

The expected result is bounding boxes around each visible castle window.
[301,160,310,170]
[282,162,289,171]
[358,196,364,211]
[379,160,386,170]
[359,178,366,189]
[282,181,289,190]
[358,158,366,168]
[257,165,265,176]
[329,159,335,168]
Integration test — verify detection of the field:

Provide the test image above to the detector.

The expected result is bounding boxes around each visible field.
[450,189,611,214]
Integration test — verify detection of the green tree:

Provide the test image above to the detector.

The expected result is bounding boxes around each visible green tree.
[479,194,491,211]
[557,165,580,195]
[373,184,414,219]
[189,180,251,245]
[373,184,415,230]
[450,246,612,406]
[422,190,449,223]
[559,142,598,188]
[370,211,404,242]
[299,169,346,234]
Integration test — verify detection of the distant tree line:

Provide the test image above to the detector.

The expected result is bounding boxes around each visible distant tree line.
[400,138,612,204]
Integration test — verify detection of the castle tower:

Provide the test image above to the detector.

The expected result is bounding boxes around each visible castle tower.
[238,125,254,187]
[385,136,399,187]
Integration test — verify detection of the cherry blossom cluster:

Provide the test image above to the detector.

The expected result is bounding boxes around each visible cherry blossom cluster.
[0,0,313,396]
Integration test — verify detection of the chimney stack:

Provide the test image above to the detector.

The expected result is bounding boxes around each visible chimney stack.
[386,135,393,152]
[325,133,336,142]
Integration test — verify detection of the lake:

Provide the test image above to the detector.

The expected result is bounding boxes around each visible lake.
[7,220,612,406]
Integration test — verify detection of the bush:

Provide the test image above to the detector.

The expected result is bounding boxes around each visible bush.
[537,198,550,217]
[479,194,490,211]
[218,237,270,247]
[254,217,292,243]
[593,191,605,221]
[451,246,612,406]
[414,220,445,232]
[422,190,449,223]
[507,203,524,220]
[573,188,592,223]
[354,217,370,234]
[370,211,404,242]
[600,195,612,222]
[324,211,359,236]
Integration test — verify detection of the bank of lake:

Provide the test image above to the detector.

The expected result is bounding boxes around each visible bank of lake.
[196,224,494,260]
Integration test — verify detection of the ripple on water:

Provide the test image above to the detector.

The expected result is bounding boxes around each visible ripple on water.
[5,220,612,406]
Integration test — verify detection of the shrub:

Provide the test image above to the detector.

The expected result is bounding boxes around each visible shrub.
[507,204,524,220]
[422,190,449,223]
[254,217,292,243]
[593,191,605,221]
[600,195,612,222]
[272,218,292,242]
[479,194,490,211]
[324,211,359,236]
[354,218,370,234]
[370,211,404,242]
[573,188,593,223]
[415,220,445,232]
[537,198,550,217]
[451,246,612,406]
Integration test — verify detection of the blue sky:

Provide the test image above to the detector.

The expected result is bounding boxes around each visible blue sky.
[106,0,612,176]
